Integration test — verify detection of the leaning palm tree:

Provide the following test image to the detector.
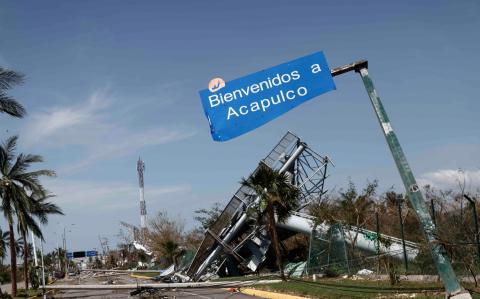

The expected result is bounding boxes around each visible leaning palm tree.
[241,163,299,280]
[0,68,26,118]
[0,136,55,296]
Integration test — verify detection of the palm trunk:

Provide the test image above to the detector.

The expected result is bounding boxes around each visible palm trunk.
[267,204,285,280]
[8,223,17,297]
[22,229,29,290]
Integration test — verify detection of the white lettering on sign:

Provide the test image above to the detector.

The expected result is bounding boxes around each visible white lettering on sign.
[208,71,301,109]
[227,87,309,120]
[199,51,336,141]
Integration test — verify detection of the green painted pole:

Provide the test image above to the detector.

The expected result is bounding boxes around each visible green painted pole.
[353,65,470,298]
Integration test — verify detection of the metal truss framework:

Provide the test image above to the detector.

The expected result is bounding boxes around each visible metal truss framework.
[186,131,331,280]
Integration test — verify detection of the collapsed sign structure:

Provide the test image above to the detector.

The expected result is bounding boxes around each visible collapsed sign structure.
[197,52,471,297]
[186,132,419,281]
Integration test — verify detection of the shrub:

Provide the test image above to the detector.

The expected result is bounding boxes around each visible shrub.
[0,271,11,284]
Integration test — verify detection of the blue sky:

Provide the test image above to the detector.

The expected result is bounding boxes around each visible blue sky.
[0,1,479,252]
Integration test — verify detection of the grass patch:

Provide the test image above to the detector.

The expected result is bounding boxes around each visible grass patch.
[130,271,160,278]
[252,278,480,299]
[215,275,279,282]
[14,288,43,298]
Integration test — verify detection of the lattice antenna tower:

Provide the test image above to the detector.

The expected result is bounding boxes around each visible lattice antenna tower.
[137,158,147,231]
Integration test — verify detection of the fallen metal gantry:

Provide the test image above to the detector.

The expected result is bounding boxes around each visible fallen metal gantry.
[186,132,419,282]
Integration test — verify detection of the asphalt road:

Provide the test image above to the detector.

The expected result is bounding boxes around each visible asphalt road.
[53,287,258,298]
[49,273,261,298]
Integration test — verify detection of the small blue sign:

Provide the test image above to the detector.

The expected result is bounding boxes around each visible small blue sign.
[66,252,73,259]
[86,250,98,257]
[199,51,336,141]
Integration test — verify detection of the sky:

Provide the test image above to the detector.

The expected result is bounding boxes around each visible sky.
[0,1,479,253]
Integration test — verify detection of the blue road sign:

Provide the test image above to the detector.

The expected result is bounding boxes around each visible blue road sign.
[86,250,98,257]
[199,51,336,141]
[66,252,73,259]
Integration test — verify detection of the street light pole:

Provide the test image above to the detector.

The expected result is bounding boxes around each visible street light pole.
[63,227,67,275]
[40,240,46,299]
[61,223,75,276]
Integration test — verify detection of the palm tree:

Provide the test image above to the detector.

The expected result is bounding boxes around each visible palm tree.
[0,136,55,296]
[51,247,66,272]
[0,68,26,118]
[15,237,24,259]
[20,191,63,289]
[159,240,186,269]
[241,164,299,280]
[0,229,9,266]
[17,210,41,290]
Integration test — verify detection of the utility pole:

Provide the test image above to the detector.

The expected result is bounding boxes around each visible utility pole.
[329,60,470,298]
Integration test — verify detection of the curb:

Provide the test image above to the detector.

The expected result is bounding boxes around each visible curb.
[239,287,309,299]
[130,274,153,279]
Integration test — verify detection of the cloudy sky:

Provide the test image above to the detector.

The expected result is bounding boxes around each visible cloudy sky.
[0,1,478,252]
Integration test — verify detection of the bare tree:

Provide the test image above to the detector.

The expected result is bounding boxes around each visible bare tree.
[146,211,185,267]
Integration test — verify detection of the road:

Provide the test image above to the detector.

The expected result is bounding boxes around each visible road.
[50,273,261,298]
[54,287,258,298]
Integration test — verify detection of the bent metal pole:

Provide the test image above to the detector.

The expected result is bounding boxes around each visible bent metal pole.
[331,60,469,298]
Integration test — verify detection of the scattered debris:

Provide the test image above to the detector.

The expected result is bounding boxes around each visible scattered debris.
[357,269,374,276]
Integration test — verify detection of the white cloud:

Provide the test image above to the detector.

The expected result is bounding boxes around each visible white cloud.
[418,169,480,191]
[43,178,191,211]
[61,128,194,174]
[20,88,195,173]
[38,178,193,250]
[22,89,112,146]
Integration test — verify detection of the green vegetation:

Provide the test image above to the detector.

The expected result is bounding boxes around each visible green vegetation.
[308,180,480,280]
[241,163,300,280]
[214,274,279,282]
[0,68,26,118]
[253,278,480,299]
[0,68,63,297]
[13,288,43,298]
[131,271,160,278]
